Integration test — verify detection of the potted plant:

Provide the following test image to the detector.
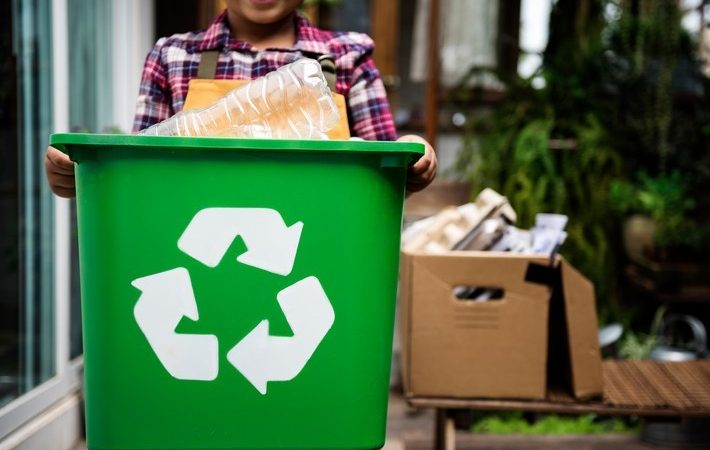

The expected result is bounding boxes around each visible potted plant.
[611,171,709,299]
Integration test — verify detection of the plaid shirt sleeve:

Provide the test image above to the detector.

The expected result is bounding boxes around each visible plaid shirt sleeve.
[132,38,172,133]
[347,55,398,141]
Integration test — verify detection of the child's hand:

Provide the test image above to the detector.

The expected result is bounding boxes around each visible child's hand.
[45,146,76,198]
[398,134,437,193]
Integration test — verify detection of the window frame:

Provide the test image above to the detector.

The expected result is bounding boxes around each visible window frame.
[0,0,82,442]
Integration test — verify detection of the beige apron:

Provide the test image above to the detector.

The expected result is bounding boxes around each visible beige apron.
[182,51,350,140]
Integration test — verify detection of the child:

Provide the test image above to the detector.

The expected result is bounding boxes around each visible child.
[45,0,437,197]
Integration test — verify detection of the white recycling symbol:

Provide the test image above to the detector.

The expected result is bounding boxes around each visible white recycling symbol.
[131,207,335,395]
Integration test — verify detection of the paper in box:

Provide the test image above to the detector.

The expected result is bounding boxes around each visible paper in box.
[399,250,603,401]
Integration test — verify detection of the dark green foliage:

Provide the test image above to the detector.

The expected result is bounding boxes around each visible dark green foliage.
[454,0,708,316]
[602,1,709,179]
[611,172,705,255]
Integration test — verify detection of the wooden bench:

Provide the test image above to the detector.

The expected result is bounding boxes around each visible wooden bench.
[406,360,710,450]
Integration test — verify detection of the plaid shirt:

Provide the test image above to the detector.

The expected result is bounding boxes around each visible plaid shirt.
[133,11,397,141]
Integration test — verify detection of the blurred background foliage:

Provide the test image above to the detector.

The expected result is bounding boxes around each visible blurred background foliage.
[454,0,709,321]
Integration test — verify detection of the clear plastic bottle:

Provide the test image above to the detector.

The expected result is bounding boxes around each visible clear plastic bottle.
[139,58,340,139]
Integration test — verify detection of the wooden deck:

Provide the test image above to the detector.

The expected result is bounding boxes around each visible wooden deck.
[407,360,710,449]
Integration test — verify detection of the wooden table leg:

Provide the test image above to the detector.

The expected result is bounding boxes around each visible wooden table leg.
[434,408,456,450]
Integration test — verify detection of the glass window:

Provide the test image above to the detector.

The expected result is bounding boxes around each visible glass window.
[0,0,55,408]
[67,0,113,133]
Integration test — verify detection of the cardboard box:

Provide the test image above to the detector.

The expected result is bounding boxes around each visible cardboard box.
[399,251,603,400]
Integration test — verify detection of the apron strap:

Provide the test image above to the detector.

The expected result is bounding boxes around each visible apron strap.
[198,50,336,91]
[317,55,337,92]
[197,50,220,79]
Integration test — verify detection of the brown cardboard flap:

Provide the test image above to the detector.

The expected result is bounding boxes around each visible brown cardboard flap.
[560,258,603,399]
[403,251,552,300]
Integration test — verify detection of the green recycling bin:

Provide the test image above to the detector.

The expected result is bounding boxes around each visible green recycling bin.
[50,133,423,450]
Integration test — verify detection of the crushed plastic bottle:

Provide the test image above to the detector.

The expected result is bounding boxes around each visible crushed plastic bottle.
[139,58,340,139]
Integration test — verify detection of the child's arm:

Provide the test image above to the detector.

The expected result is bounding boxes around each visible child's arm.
[45,38,174,198]
[346,42,437,192]
[398,134,437,194]
[132,38,172,133]
[347,59,398,141]
[45,146,75,198]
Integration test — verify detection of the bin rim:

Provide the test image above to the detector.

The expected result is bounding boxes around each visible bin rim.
[50,133,425,162]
